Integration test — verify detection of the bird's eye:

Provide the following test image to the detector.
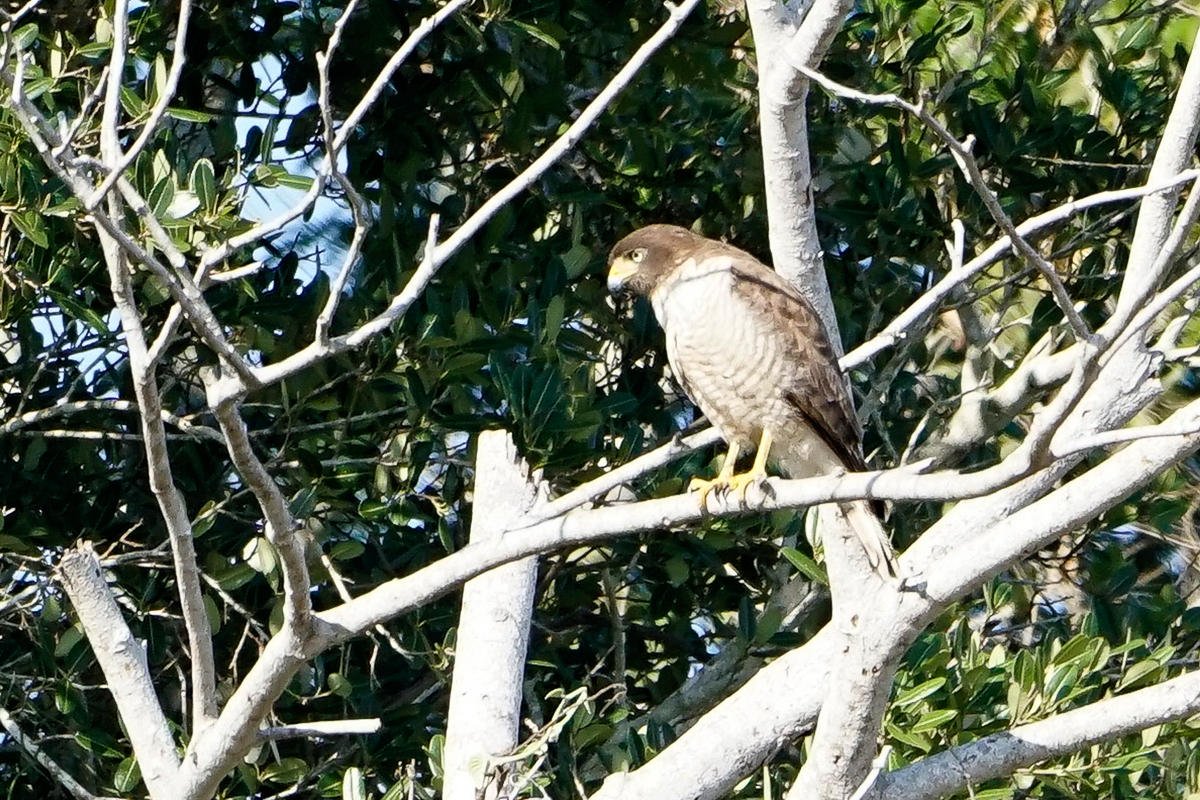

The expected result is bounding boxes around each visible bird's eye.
[631,248,646,263]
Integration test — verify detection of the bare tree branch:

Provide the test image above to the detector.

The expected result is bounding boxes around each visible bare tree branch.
[799,65,1096,343]
[842,171,1200,370]
[207,379,314,635]
[0,706,118,800]
[874,669,1200,800]
[258,719,382,741]
[0,399,222,442]
[0,61,255,385]
[252,0,705,387]
[58,545,180,797]
[196,0,472,273]
[1116,22,1200,314]
[443,432,539,800]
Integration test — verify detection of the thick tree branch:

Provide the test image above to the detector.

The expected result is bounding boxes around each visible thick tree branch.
[93,206,219,729]
[745,0,851,342]
[1116,22,1200,314]
[785,507,901,800]
[443,431,539,800]
[591,628,838,800]
[175,630,318,800]
[595,394,1200,800]
[258,719,382,741]
[58,545,180,798]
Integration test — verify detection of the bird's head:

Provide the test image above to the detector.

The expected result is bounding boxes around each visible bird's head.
[607,224,701,297]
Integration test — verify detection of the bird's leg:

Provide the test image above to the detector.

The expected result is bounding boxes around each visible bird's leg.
[688,431,774,509]
[689,440,740,510]
[726,429,772,504]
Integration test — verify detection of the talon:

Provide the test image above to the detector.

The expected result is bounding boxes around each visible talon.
[689,433,775,509]
[690,440,741,512]
[727,470,768,506]
[689,476,720,511]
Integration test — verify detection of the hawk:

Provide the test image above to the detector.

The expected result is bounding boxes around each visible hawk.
[607,224,896,577]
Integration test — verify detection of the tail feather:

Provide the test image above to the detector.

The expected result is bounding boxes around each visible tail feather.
[842,500,898,578]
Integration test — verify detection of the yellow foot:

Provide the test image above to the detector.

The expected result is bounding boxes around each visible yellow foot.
[689,468,769,510]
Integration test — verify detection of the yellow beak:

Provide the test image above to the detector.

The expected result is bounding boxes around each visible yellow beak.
[607,256,639,292]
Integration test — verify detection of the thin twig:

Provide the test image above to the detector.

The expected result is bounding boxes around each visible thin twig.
[198,0,471,273]
[253,0,705,387]
[0,707,112,800]
[842,171,1199,369]
[0,399,221,441]
[207,379,313,634]
[258,719,382,741]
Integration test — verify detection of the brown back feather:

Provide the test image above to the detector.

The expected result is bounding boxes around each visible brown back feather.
[724,255,865,470]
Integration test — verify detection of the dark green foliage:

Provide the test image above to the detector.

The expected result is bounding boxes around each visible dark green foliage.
[1,0,1199,798]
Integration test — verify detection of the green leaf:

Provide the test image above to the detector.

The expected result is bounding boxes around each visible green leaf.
[192,501,219,538]
[885,721,932,752]
[895,677,946,708]
[243,537,278,575]
[544,294,565,345]
[165,190,200,219]
[262,757,308,784]
[76,40,112,58]
[44,197,82,216]
[114,756,141,793]
[329,673,353,699]
[56,295,110,336]
[54,626,83,659]
[573,722,612,750]
[289,486,318,518]
[120,85,148,117]
[276,171,315,191]
[10,210,48,248]
[381,782,407,800]
[738,595,755,641]
[167,106,218,123]
[190,159,217,212]
[213,563,256,591]
[203,594,220,633]
[330,540,365,561]
[22,77,53,100]
[1116,659,1161,691]
[342,767,366,800]
[12,23,38,49]
[561,242,592,279]
[910,708,959,734]
[148,174,175,217]
[780,546,828,585]
[664,556,689,587]
[507,19,561,49]
[152,53,168,105]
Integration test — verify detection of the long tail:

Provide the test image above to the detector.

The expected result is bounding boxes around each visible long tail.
[841,500,898,578]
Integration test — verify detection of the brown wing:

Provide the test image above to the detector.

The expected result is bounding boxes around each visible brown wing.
[725,254,867,472]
